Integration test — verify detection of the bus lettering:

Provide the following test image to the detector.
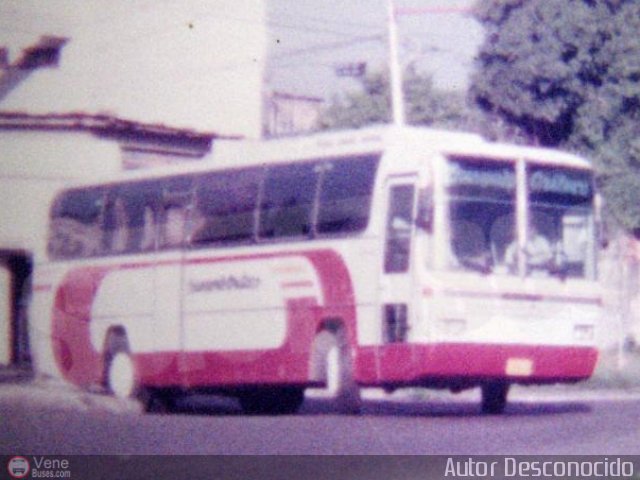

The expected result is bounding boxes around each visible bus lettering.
[188,275,261,293]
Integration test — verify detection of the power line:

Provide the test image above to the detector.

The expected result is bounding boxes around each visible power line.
[268,8,383,34]
[82,10,384,55]
[271,34,384,61]
[0,4,390,77]
[268,18,381,39]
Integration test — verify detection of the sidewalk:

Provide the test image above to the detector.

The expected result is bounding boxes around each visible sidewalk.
[0,376,140,415]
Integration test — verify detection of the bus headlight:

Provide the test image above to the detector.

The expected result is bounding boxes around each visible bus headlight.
[574,324,594,341]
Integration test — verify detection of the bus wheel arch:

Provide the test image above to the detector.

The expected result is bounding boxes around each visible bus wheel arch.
[308,321,361,414]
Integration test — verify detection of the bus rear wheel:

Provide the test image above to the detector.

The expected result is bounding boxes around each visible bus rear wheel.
[238,387,305,415]
[481,382,509,414]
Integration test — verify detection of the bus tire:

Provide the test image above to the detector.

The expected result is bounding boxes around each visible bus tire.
[481,382,509,415]
[103,333,178,413]
[103,332,141,401]
[105,349,137,400]
[239,387,305,415]
[310,330,362,414]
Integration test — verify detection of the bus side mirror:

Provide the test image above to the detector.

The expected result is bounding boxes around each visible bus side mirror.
[416,188,433,232]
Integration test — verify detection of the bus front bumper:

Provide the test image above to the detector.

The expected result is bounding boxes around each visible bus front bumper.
[356,343,599,389]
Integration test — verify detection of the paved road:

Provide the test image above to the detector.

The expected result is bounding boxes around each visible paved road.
[1,386,639,455]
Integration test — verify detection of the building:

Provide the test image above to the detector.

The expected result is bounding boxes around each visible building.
[263,91,323,137]
[0,111,219,376]
[0,0,268,377]
[0,1,267,138]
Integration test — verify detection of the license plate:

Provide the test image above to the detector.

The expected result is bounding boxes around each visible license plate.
[506,358,533,376]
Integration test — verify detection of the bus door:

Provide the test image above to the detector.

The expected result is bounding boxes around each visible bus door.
[99,181,185,384]
[379,177,418,378]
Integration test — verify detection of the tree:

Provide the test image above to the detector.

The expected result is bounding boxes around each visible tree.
[471,0,640,232]
[317,71,390,130]
[318,68,473,131]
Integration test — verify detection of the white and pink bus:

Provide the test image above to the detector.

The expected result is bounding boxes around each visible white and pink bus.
[31,126,601,414]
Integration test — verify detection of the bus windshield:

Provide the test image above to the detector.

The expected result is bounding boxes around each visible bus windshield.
[525,164,595,279]
[445,156,595,279]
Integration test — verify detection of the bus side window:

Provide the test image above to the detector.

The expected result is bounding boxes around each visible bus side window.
[192,169,261,245]
[159,176,193,250]
[107,198,128,254]
[259,163,318,239]
[101,182,161,255]
[140,207,157,251]
[125,181,161,253]
[316,155,379,234]
[48,188,104,260]
[162,206,187,247]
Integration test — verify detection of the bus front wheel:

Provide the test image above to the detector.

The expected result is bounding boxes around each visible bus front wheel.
[103,331,158,412]
[105,349,137,400]
[481,382,509,414]
[310,330,362,414]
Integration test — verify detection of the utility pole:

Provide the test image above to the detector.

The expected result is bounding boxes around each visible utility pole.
[387,0,406,126]
[386,2,473,127]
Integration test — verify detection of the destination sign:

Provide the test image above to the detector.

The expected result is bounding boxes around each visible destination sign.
[528,168,592,197]
[448,161,515,191]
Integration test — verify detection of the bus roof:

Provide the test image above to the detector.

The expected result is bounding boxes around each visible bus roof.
[60,125,592,187]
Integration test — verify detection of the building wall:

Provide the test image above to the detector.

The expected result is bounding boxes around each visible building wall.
[0,129,121,369]
[0,130,121,257]
[0,0,267,138]
[264,92,323,137]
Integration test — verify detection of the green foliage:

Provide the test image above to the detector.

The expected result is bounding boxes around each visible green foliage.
[317,71,391,130]
[404,68,472,129]
[471,0,640,232]
[317,69,472,131]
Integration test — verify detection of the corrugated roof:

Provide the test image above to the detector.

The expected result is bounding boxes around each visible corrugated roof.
[0,110,234,150]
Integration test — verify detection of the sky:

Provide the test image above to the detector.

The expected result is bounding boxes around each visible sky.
[0,0,267,136]
[267,0,482,98]
[0,0,483,136]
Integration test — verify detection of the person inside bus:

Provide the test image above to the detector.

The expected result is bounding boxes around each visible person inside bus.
[451,220,492,273]
[505,223,553,273]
